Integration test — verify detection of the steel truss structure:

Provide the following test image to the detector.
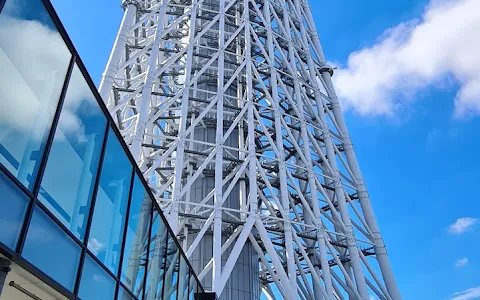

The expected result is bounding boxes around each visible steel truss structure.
[99,0,402,299]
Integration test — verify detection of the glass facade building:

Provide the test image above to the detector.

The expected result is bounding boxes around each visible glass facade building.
[0,0,204,299]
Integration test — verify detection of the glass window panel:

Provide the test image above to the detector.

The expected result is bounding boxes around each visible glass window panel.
[22,206,81,290]
[79,254,116,300]
[88,128,132,274]
[0,0,71,190]
[117,285,136,300]
[188,271,199,300]
[178,256,190,300]
[163,232,179,300]
[120,176,151,293]
[38,64,107,241]
[0,170,29,249]
[144,212,168,299]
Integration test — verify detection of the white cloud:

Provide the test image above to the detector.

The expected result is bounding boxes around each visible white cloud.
[0,12,97,140]
[87,238,106,255]
[448,217,478,234]
[0,16,70,141]
[450,287,480,300]
[333,0,480,118]
[455,257,469,267]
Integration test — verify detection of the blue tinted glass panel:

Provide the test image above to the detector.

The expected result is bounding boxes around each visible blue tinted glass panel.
[178,256,189,300]
[39,64,107,241]
[164,232,179,300]
[144,212,167,299]
[117,286,136,300]
[0,0,71,190]
[188,271,199,300]
[22,206,81,290]
[88,128,132,274]
[79,254,116,300]
[120,176,150,293]
[0,171,29,249]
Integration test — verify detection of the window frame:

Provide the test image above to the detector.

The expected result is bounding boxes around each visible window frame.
[0,0,205,299]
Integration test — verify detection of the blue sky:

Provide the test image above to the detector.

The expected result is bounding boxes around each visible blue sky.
[49,0,480,299]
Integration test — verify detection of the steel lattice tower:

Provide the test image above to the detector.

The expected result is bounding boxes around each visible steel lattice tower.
[99,0,402,299]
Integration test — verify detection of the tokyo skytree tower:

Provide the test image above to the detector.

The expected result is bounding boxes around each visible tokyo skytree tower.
[99,0,402,299]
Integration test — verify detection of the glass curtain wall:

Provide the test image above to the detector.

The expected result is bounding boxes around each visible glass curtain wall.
[0,0,203,299]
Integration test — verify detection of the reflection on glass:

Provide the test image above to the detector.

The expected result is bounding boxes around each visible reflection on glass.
[178,256,190,300]
[120,176,151,294]
[22,206,81,291]
[117,286,135,300]
[189,270,199,300]
[164,232,179,300]
[0,0,71,190]
[0,171,29,249]
[39,64,107,241]
[144,212,168,299]
[88,128,132,274]
[79,254,116,300]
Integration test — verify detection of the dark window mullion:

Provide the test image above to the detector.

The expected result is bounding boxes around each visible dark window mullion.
[0,164,34,200]
[34,199,84,248]
[115,169,136,299]
[118,281,137,300]
[130,147,202,294]
[16,54,77,255]
[160,232,169,299]
[142,201,154,300]
[14,258,75,300]
[83,247,120,280]
[73,118,111,296]
[187,269,192,299]
[176,257,181,300]
[0,0,6,15]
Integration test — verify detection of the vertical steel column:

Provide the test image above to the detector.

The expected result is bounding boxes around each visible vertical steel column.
[99,1,137,105]
[278,3,299,295]
[131,1,167,161]
[301,1,401,298]
[322,72,401,300]
[263,1,299,297]
[290,0,332,297]
[212,0,226,292]
[169,0,199,233]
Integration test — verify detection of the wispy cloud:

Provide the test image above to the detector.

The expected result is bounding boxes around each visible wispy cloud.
[455,257,469,267]
[87,238,106,255]
[333,0,480,118]
[448,217,478,234]
[450,287,480,300]
[93,274,107,282]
